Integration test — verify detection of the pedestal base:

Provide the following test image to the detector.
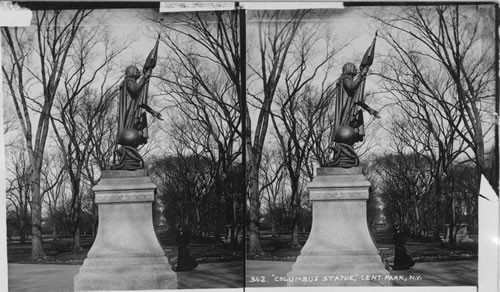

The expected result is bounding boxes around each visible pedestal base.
[287,167,390,286]
[74,170,177,291]
[74,257,176,290]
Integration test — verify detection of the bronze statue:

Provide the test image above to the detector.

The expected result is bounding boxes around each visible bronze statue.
[325,33,380,168]
[112,35,163,170]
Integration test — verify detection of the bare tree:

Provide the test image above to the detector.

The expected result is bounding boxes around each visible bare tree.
[268,22,343,247]
[372,5,495,240]
[150,112,241,241]
[3,101,18,136]
[374,5,496,191]
[2,10,93,258]
[5,148,32,244]
[151,10,244,245]
[259,148,286,237]
[50,58,121,250]
[246,9,309,254]
[152,143,215,233]
[379,117,437,235]
[85,92,117,174]
[388,98,466,241]
[83,88,118,238]
[371,137,478,244]
[41,152,66,240]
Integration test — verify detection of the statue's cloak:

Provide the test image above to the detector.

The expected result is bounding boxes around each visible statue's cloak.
[334,33,377,136]
[118,77,148,142]
[334,74,358,130]
[334,74,366,135]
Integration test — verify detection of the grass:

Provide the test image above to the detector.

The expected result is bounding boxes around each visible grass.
[247,229,478,263]
[7,236,93,265]
[8,229,476,264]
[7,230,242,265]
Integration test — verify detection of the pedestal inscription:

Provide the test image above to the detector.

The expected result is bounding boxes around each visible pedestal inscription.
[74,170,177,291]
[287,167,390,286]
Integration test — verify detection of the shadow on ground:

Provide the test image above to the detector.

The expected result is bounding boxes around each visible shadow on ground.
[8,261,244,291]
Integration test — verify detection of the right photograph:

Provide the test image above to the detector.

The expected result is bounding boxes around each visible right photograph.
[245,3,496,288]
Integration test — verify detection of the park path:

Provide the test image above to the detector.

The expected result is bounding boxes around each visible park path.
[8,264,79,292]
[7,259,476,290]
[246,259,477,287]
[8,261,244,291]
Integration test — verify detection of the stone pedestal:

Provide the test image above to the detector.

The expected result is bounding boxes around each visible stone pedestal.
[287,167,390,286]
[74,169,177,291]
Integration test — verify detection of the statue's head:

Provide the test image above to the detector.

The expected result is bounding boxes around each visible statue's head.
[125,65,140,79]
[342,62,357,76]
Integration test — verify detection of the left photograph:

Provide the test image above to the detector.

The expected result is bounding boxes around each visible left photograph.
[3,4,244,291]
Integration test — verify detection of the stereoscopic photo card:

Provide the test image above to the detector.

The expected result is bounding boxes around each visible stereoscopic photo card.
[0,2,498,292]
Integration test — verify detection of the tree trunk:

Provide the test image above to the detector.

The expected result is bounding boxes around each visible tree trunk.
[30,171,45,259]
[52,221,57,240]
[290,179,302,248]
[291,224,301,248]
[271,218,276,237]
[231,196,238,249]
[70,176,83,251]
[19,220,26,244]
[449,197,456,245]
[74,227,82,250]
[432,177,444,243]
[475,134,486,192]
[91,220,97,239]
[93,202,98,238]
[414,205,421,238]
[229,225,236,249]
[247,159,263,254]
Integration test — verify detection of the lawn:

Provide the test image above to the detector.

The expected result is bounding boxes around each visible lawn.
[248,229,478,264]
[7,230,243,265]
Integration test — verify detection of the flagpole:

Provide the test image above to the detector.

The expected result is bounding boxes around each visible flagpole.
[356,33,377,105]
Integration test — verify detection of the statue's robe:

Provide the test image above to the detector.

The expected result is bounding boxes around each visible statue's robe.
[334,74,365,139]
[118,77,149,145]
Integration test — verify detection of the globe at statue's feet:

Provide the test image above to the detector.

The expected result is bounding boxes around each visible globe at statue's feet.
[111,128,147,170]
[324,126,361,168]
[334,126,357,145]
[118,128,142,148]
